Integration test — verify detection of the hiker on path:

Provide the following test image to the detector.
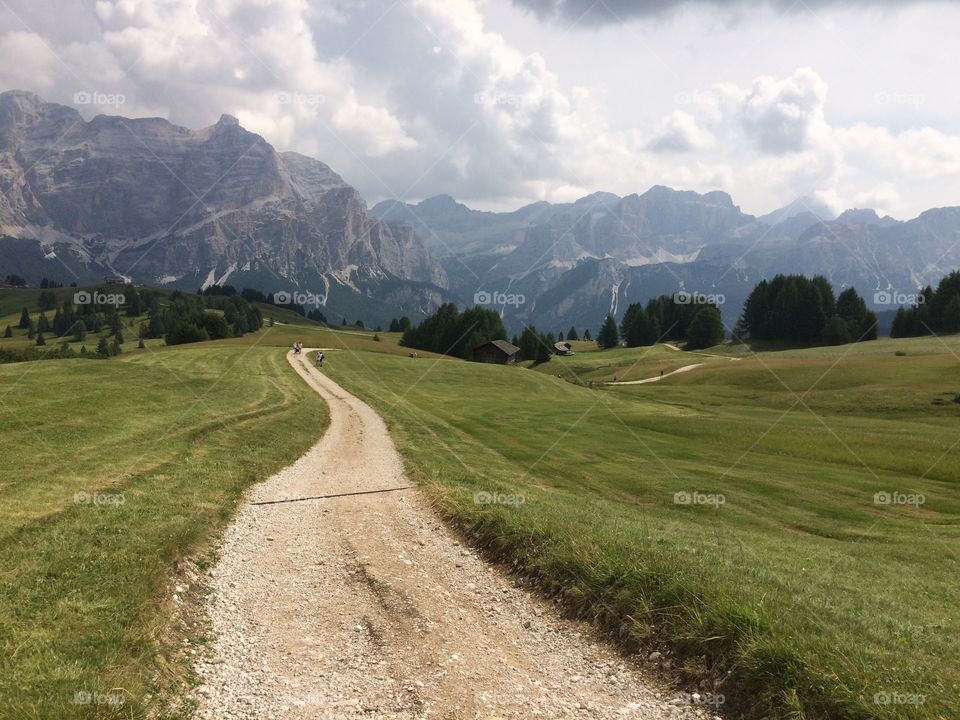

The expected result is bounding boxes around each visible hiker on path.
[316,351,324,368]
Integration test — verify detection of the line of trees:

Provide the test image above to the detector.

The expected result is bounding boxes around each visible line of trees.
[595,293,725,351]
[737,274,877,345]
[510,326,554,363]
[399,303,507,359]
[163,291,262,345]
[388,317,412,333]
[891,271,960,337]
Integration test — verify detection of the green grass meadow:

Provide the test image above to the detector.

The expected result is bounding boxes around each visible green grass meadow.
[1,282,958,719]
[0,337,327,718]
[321,335,960,720]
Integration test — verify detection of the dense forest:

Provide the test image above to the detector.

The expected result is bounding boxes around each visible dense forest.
[736,274,877,345]
[399,303,507,359]
[890,270,960,337]
[596,293,725,351]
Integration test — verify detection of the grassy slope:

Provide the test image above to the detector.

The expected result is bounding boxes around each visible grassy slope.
[2,277,956,718]
[0,334,329,718]
[321,336,960,720]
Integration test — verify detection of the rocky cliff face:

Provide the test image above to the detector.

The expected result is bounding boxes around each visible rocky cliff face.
[373,188,960,333]
[0,90,446,308]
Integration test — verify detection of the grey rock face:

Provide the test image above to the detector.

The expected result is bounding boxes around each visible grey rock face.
[0,90,446,295]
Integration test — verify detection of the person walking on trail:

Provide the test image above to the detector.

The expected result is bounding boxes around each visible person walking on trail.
[316,351,325,368]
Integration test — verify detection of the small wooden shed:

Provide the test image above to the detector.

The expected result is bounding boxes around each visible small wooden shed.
[472,339,520,364]
[553,341,573,356]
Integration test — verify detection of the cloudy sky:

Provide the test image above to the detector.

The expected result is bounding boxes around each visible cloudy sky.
[1,0,957,218]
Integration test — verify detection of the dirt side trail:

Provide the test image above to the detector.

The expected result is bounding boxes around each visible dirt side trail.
[191,350,715,719]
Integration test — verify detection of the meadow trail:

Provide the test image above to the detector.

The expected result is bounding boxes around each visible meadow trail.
[191,350,711,720]
[606,363,704,385]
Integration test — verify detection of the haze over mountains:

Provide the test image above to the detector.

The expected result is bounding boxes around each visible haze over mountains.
[2,90,959,332]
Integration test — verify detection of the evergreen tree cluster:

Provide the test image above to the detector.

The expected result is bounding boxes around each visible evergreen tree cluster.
[388,317,412,333]
[510,326,553,363]
[163,291,262,345]
[399,303,507,359]
[891,271,960,337]
[597,294,725,351]
[738,274,877,345]
[0,344,101,365]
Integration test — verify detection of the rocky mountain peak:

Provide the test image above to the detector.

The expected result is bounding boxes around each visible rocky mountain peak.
[0,90,447,308]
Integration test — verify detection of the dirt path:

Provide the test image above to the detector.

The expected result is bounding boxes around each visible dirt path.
[607,363,704,386]
[191,350,713,719]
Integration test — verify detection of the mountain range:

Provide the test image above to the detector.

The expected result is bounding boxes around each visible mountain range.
[2,89,959,333]
[0,90,448,324]
[372,189,960,333]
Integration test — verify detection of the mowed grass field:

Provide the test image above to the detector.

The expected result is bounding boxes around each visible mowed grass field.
[0,287,432,719]
[0,337,329,718]
[320,335,960,720]
[2,280,958,719]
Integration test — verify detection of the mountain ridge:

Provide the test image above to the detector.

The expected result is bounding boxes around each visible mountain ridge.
[0,89,448,324]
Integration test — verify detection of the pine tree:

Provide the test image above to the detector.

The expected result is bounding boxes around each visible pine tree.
[148,313,165,338]
[38,311,50,332]
[3,325,11,338]
[583,328,591,342]
[35,332,45,346]
[597,315,619,349]
[27,320,36,340]
[97,336,110,357]
[686,306,725,350]
[18,307,30,329]
[38,290,58,311]
[115,329,124,345]
[558,331,564,341]
[567,326,578,341]
[822,315,853,345]
[943,295,960,334]
[73,319,87,342]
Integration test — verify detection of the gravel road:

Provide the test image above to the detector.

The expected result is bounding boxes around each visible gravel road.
[191,350,718,719]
